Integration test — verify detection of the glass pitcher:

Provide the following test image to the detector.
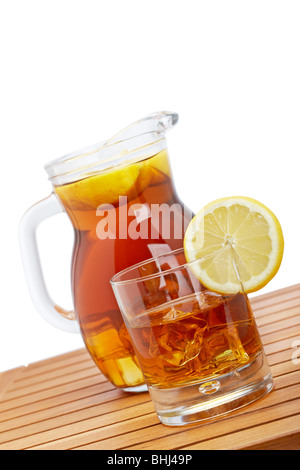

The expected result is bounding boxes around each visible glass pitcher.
[19,112,194,392]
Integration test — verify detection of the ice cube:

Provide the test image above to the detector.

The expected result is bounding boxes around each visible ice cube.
[149,314,207,366]
[200,323,249,374]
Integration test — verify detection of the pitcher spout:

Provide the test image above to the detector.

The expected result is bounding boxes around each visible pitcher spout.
[106,111,179,145]
[44,111,179,187]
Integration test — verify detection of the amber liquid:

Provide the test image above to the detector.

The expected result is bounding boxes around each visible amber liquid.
[54,150,194,388]
[128,292,262,388]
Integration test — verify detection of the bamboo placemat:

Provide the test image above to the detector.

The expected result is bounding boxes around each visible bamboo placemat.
[0,284,299,450]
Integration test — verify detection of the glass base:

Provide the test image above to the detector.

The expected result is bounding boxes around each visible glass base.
[121,384,148,393]
[148,351,274,426]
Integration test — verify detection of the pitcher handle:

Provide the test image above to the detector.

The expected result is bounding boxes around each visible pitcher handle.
[19,194,80,333]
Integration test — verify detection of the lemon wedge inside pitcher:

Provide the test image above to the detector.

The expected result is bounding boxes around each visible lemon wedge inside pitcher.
[184,196,284,294]
[55,164,142,211]
[54,149,171,211]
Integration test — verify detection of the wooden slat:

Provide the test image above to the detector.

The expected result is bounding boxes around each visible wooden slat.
[0,283,299,450]
[0,368,25,401]
[19,373,300,450]
[2,365,106,402]
[250,283,300,307]
[182,415,300,450]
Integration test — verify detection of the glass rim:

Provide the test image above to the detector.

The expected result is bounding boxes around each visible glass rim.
[110,247,204,286]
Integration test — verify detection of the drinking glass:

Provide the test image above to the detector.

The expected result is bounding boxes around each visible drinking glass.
[111,248,274,426]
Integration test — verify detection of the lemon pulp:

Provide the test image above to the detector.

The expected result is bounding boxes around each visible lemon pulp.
[184,196,284,294]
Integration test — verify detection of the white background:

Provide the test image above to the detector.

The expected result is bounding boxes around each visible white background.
[1,1,299,372]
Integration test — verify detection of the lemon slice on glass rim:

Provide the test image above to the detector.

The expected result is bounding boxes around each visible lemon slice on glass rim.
[184,196,284,294]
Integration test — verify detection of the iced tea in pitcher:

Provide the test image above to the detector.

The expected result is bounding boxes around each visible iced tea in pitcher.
[53,136,193,390]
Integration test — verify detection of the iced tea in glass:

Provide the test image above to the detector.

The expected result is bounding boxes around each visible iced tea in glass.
[111,248,274,425]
